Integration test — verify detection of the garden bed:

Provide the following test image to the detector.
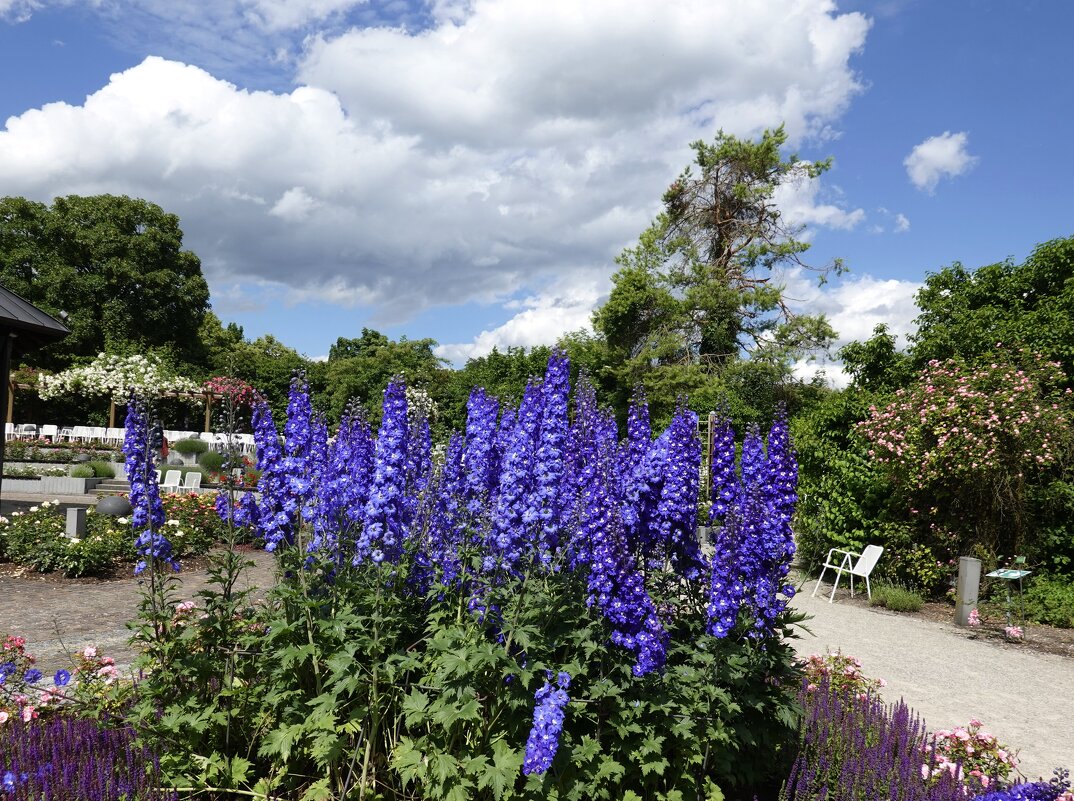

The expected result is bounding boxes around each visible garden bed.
[834,593,1074,660]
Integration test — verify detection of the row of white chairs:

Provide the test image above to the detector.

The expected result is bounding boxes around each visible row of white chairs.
[157,469,203,494]
[4,423,257,455]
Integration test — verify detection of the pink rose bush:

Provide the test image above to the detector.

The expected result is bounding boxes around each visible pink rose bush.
[1,634,123,723]
[926,718,1019,793]
[799,649,886,699]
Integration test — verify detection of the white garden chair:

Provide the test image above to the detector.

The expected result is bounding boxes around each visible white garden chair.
[160,470,182,493]
[39,424,58,441]
[178,471,203,495]
[811,544,884,603]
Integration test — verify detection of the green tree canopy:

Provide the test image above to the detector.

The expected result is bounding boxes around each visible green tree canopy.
[311,329,446,427]
[910,235,1074,376]
[593,126,839,375]
[0,194,211,372]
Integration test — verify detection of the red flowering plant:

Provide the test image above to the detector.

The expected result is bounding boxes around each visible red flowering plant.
[202,376,261,409]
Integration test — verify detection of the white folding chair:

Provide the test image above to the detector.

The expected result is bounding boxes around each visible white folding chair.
[160,470,182,493]
[4,423,13,440]
[178,471,203,495]
[812,545,884,603]
[40,424,59,441]
[16,423,37,439]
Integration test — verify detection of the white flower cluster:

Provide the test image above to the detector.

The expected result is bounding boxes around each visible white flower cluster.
[38,353,199,403]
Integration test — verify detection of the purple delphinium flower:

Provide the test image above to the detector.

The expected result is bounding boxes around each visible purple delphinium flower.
[708,410,737,524]
[573,384,667,676]
[529,352,570,564]
[489,383,540,575]
[648,405,704,578]
[426,432,467,587]
[123,396,175,574]
[522,671,571,775]
[53,669,71,687]
[251,401,296,552]
[619,387,651,545]
[357,379,410,565]
[462,387,500,521]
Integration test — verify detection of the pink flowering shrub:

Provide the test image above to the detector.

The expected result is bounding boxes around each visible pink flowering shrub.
[857,350,1074,563]
[925,718,1018,793]
[799,650,887,699]
[1,635,125,722]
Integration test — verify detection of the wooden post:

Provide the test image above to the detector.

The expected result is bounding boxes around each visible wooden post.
[6,379,12,424]
[204,393,212,432]
[108,400,116,428]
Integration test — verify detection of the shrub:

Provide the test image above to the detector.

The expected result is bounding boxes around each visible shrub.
[1024,575,1074,628]
[927,719,1018,793]
[0,497,220,575]
[197,449,225,472]
[85,459,115,478]
[69,465,94,478]
[870,583,925,613]
[170,437,208,455]
[799,650,886,698]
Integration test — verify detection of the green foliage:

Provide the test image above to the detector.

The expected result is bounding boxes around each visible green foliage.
[1023,575,1074,628]
[868,583,925,613]
[86,459,116,478]
[592,126,839,385]
[131,541,805,801]
[312,328,446,428]
[172,437,209,455]
[838,325,912,392]
[910,236,1074,376]
[70,465,95,478]
[198,450,226,472]
[0,194,210,373]
[792,388,892,570]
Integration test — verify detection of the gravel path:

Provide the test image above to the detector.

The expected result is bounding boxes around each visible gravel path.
[791,582,1074,782]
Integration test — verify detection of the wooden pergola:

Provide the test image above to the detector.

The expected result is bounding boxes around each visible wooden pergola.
[5,382,225,433]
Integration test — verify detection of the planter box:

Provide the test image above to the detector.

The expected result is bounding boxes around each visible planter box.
[2,477,44,492]
[41,476,103,494]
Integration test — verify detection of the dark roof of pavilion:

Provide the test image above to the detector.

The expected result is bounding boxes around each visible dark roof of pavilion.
[0,284,70,356]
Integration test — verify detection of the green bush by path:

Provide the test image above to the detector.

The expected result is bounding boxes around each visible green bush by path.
[868,583,925,613]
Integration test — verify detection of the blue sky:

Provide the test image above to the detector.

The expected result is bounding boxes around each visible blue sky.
[2,0,1072,380]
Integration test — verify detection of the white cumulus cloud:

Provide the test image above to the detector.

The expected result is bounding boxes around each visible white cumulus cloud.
[904,131,977,192]
[436,275,602,364]
[784,269,921,387]
[0,0,871,338]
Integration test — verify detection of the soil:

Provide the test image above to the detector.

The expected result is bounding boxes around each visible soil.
[833,594,1074,660]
